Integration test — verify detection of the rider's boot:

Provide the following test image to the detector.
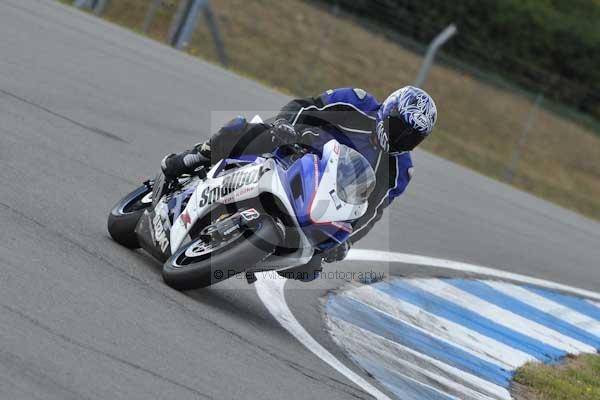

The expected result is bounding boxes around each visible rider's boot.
[161,142,212,178]
[153,142,212,206]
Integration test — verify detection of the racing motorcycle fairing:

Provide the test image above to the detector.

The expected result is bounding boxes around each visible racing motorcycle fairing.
[138,138,374,270]
[275,141,371,250]
[169,157,273,252]
[135,175,201,261]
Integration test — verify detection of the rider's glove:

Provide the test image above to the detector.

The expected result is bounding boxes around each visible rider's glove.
[323,240,351,263]
[270,119,299,145]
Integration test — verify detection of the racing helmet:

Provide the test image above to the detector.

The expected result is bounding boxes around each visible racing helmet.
[374,86,437,153]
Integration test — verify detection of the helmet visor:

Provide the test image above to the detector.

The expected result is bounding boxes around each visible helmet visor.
[384,115,426,152]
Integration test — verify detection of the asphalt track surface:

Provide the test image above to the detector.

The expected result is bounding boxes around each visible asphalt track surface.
[0,1,599,399]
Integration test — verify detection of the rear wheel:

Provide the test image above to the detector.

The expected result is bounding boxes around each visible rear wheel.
[107,184,153,249]
[162,215,282,290]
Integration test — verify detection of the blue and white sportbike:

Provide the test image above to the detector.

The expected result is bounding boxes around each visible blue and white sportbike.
[107,136,375,290]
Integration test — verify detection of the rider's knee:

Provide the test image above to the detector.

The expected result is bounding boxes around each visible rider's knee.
[214,116,248,140]
[211,116,272,159]
[210,116,248,158]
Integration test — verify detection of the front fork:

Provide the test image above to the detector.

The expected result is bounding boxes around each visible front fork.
[208,207,263,242]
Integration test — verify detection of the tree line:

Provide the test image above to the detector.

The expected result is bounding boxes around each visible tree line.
[320,0,600,120]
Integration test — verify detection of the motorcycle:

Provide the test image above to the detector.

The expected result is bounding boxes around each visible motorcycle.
[107,137,375,290]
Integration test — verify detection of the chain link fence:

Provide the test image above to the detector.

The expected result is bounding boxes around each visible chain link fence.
[69,0,600,219]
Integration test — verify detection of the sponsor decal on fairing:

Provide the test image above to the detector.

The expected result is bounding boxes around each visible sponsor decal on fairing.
[152,213,169,252]
[198,165,269,207]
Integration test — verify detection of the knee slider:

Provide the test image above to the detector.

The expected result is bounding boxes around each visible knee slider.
[220,116,247,134]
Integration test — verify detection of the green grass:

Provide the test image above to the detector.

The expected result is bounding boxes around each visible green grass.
[512,354,600,400]
[64,0,600,220]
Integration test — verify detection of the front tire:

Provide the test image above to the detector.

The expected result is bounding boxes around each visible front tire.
[162,216,282,290]
[107,184,153,249]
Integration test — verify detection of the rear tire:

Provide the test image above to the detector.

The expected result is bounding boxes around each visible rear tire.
[107,185,152,249]
[162,216,282,290]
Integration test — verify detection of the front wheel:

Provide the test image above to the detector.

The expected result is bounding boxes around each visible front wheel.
[162,215,282,290]
[107,184,153,249]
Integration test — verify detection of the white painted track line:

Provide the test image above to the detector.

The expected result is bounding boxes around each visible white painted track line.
[347,249,600,301]
[254,272,394,400]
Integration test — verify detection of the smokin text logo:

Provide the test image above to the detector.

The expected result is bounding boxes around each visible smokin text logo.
[198,166,268,207]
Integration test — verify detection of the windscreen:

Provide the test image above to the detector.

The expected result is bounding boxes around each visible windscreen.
[336,145,376,205]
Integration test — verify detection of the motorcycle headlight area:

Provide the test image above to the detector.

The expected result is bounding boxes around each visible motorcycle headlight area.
[336,146,376,205]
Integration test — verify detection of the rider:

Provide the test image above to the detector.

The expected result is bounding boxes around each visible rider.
[160,86,437,273]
